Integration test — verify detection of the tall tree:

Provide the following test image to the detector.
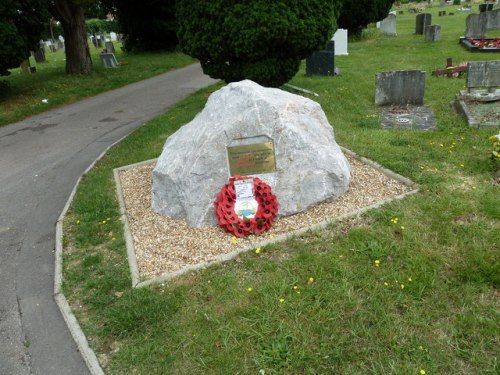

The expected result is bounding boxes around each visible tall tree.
[49,0,93,74]
[337,0,395,37]
[177,0,342,87]
[0,0,48,76]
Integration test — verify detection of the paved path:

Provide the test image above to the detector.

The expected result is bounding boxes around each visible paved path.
[0,63,217,375]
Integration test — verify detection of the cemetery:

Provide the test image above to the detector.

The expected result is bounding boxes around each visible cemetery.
[1,1,499,374]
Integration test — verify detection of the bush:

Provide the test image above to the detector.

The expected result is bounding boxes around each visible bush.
[0,0,48,76]
[176,0,341,87]
[453,0,461,5]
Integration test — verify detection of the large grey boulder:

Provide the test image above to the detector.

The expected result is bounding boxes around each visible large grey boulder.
[152,80,350,227]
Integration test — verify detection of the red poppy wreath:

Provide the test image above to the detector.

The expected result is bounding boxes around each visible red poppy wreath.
[214,175,278,237]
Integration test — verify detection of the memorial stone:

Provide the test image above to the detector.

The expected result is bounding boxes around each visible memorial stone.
[465,8,500,38]
[306,41,335,76]
[425,25,441,41]
[466,60,500,91]
[152,80,351,227]
[415,13,432,34]
[99,53,119,68]
[375,70,426,106]
[380,14,397,35]
[110,32,117,41]
[105,41,115,53]
[331,28,348,55]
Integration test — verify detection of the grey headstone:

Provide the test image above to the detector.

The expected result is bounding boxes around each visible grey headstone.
[425,25,441,41]
[465,8,500,38]
[33,48,46,63]
[99,53,119,68]
[466,60,500,89]
[375,70,426,106]
[380,14,397,35]
[105,41,115,54]
[415,13,432,34]
[152,80,351,227]
[306,41,335,76]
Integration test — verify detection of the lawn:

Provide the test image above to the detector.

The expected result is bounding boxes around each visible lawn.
[62,3,498,375]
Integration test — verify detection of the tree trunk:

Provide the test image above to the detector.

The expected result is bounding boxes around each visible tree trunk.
[51,1,92,75]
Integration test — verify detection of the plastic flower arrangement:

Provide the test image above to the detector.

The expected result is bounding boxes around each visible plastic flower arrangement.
[214,175,278,237]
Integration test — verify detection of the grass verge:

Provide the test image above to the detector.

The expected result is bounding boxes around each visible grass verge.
[0,43,195,127]
[63,5,498,375]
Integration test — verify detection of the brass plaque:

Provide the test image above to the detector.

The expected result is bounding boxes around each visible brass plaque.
[227,141,276,176]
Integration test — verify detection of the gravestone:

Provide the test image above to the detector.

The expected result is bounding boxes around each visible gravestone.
[375,70,435,130]
[466,60,500,93]
[306,41,335,76]
[375,70,426,105]
[331,28,348,55]
[425,25,441,41]
[152,80,351,227]
[110,32,117,41]
[105,41,115,53]
[99,53,119,68]
[465,8,500,37]
[380,14,397,35]
[19,59,31,74]
[479,3,494,12]
[90,36,97,48]
[415,13,432,34]
[33,41,46,63]
[96,34,103,48]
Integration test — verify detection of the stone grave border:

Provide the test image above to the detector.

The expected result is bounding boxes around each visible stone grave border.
[112,147,419,289]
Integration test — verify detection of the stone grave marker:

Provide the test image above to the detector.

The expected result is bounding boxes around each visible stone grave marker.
[415,13,432,34]
[465,8,500,37]
[105,41,115,53]
[331,28,348,55]
[99,53,119,68]
[380,14,397,35]
[454,61,500,128]
[110,32,117,41]
[152,80,351,227]
[96,34,103,48]
[306,41,335,76]
[375,70,436,130]
[375,70,426,106]
[90,35,97,48]
[33,41,46,63]
[425,25,441,41]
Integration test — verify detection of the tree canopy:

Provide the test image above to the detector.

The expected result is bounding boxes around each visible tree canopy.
[0,0,49,76]
[114,0,178,52]
[337,0,395,37]
[177,0,341,87]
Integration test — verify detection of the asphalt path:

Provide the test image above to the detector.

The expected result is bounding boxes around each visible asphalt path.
[0,63,217,375]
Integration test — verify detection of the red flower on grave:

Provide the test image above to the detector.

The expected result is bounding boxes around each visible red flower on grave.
[214,176,278,237]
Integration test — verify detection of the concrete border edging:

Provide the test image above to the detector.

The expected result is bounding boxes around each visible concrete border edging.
[54,134,132,375]
[113,147,419,289]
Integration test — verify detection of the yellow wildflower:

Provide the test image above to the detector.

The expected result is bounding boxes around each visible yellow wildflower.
[420,370,426,375]
[308,277,315,284]
[400,284,405,289]
[255,247,261,254]
[279,298,285,303]
[374,260,380,267]
[247,287,253,292]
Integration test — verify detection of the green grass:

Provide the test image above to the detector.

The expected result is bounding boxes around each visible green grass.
[0,42,196,127]
[62,4,498,375]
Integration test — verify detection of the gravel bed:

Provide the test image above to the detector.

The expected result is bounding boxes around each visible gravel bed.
[118,154,413,279]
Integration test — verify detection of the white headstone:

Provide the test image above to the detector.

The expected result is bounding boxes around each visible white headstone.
[152,80,351,227]
[110,32,117,41]
[331,28,348,55]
